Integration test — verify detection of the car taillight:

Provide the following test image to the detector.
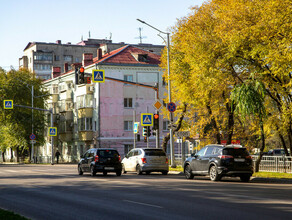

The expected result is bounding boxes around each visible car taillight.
[246,155,252,160]
[219,155,234,159]
[94,155,99,162]
[166,158,169,164]
[118,155,121,162]
[141,158,147,164]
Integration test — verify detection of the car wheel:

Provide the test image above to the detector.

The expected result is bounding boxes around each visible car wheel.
[90,166,96,176]
[184,164,194,179]
[122,164,127,174]
[103,171,107,176]
[240,174,251,182]
[136,165,142,175]
[145,171,151,175]
[162,171,168,175]
[209,165,221,181]
[78,165,83,175]
[116,170,122,176]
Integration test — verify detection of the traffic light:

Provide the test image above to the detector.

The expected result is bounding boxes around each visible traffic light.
[79,66,85,84]
[143,127,147,136]
[152,130,156,136]
[147,127,151,137]
[137,134,140,141]
[75,68,79,85]
[144,136,147,142]
[153,113,159,130]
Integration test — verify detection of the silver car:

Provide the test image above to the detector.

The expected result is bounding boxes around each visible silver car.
[122,148,169,175]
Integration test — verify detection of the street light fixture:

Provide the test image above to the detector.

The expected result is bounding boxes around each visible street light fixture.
[137,19,176,167]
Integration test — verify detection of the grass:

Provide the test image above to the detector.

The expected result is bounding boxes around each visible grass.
[0,208,28,220]
[253,171,292,179]
[169,166,292,179]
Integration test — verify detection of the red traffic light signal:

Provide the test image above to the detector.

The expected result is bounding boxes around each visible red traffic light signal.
[153,113,159,130]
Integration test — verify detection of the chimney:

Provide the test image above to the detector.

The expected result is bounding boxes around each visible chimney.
[56,40,61,44]
[51,66,61,78]
[64,63,68,72]
[82,53,93,66]
[97,48,102,60]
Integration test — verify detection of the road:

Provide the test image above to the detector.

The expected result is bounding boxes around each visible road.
[0,164,291,220]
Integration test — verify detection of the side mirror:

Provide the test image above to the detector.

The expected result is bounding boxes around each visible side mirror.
[191,153,195,157]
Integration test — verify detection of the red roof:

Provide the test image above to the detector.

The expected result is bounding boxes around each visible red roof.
[93,45,161,65]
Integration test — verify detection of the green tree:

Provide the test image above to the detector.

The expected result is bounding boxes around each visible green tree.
[0,67,49,161]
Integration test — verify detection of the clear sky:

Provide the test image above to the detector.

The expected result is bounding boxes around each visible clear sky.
[0,0,204,70]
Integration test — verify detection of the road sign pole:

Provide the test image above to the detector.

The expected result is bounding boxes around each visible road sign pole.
[133,110,136,149]
[51,109,54,165]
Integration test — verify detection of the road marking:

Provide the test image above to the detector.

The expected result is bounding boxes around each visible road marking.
[123,199,163,209]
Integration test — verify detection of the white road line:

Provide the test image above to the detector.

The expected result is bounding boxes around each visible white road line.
[123,199,163,209]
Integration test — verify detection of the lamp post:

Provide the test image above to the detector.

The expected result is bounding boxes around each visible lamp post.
[137,19,176,167]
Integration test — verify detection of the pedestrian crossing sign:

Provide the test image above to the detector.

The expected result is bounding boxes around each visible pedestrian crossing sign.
[48,127,57,136]
[141,113,153,126]
[92,69,105,83]
[4,100,13,109]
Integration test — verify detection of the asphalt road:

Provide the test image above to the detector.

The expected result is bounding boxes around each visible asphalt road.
[0,164,291,220]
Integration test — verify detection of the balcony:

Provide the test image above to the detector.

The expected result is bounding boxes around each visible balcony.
[78,108,93,118]
[78,131,93,141]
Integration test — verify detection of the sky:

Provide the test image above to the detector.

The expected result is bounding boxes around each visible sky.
[0,0,205,70]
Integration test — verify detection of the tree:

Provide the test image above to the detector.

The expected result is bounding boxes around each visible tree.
[0,67,49,161]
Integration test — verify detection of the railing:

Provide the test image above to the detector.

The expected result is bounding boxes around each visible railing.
[252,155,292,173]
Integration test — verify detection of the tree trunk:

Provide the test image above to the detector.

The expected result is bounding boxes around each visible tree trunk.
[162,104,187,152]
[255,121,265,172]
[206,105,221,144]
[2,151,5,162]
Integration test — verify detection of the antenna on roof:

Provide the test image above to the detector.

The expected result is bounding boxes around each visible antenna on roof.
[89,31,91,39]
[135,27,147,44]
[81,35,83,41]
[109,32,112,40]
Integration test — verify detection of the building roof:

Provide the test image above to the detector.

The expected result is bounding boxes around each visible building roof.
[93,45,161,66]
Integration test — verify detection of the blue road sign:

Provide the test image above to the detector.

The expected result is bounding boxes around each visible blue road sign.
[4,100,13,109]
[48,127,57,136]
[167,102,176,113]
[141,113,153,126]
[92,69,105,83]
[30,134,36,140]
[133,122,139,134]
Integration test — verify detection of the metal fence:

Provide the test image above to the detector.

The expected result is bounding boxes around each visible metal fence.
[252,155,292,173]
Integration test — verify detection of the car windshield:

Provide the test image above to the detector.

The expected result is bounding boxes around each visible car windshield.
[98,150,119,158]
[144,149,166,156]
[223,148,249,157]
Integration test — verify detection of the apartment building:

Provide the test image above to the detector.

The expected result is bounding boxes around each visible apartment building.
[41,45,171,163]
[19,38,164,81]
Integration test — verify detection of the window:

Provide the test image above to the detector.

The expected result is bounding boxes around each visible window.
[76,94,93,108]
[124,121,133,131]
[34,53,53,61]
[75,57,80,62]
[124,98,133,108]
[124,75,133,85]
[125,145,134,155]
[78,118,93,131]
[64,55,73,62]
[34,64,52,71]
[54,55,60,61]
[205,147,214,156]
[163,121,169,131]
[196,147,207,157]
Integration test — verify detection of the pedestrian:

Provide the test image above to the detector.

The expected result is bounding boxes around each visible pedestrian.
[55,150,61,164]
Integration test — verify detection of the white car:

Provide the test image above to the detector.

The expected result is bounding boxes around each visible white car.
[122,148,169,175]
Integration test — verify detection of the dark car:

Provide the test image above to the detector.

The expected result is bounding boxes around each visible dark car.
[78,148,122,176]
[184,144,253,182]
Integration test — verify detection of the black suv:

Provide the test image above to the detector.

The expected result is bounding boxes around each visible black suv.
[184,144,253,182]
[78,148,122,176]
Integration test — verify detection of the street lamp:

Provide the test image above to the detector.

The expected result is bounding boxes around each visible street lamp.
[137,19,176,167]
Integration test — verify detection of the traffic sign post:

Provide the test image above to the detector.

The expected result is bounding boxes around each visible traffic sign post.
[30,133,36,140]
[175,131,190,138]
[152,100,163,111]
[141,113,153,126]
[167,102,176,113]
[48,127,57,136]
[92,69,105,83]
[4,100,13,109]
[30,140,36,144]
[133,122,139,134]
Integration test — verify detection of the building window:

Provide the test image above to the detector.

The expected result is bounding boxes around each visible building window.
[75,57,80,62]
[124,121,133,131]
[124,98,133,108]
[124,75,133,85]
[64,55,73,62]
[54,55,60,61]
[76,94,93,108]
[34,64,52,71]
[124,144,134,155]
[78,118,93,131]
[34,53,53,61]
[163,121,169,131]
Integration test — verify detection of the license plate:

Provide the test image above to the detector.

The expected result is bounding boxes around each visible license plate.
[234,158,245,162]
[104,167,114,170]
